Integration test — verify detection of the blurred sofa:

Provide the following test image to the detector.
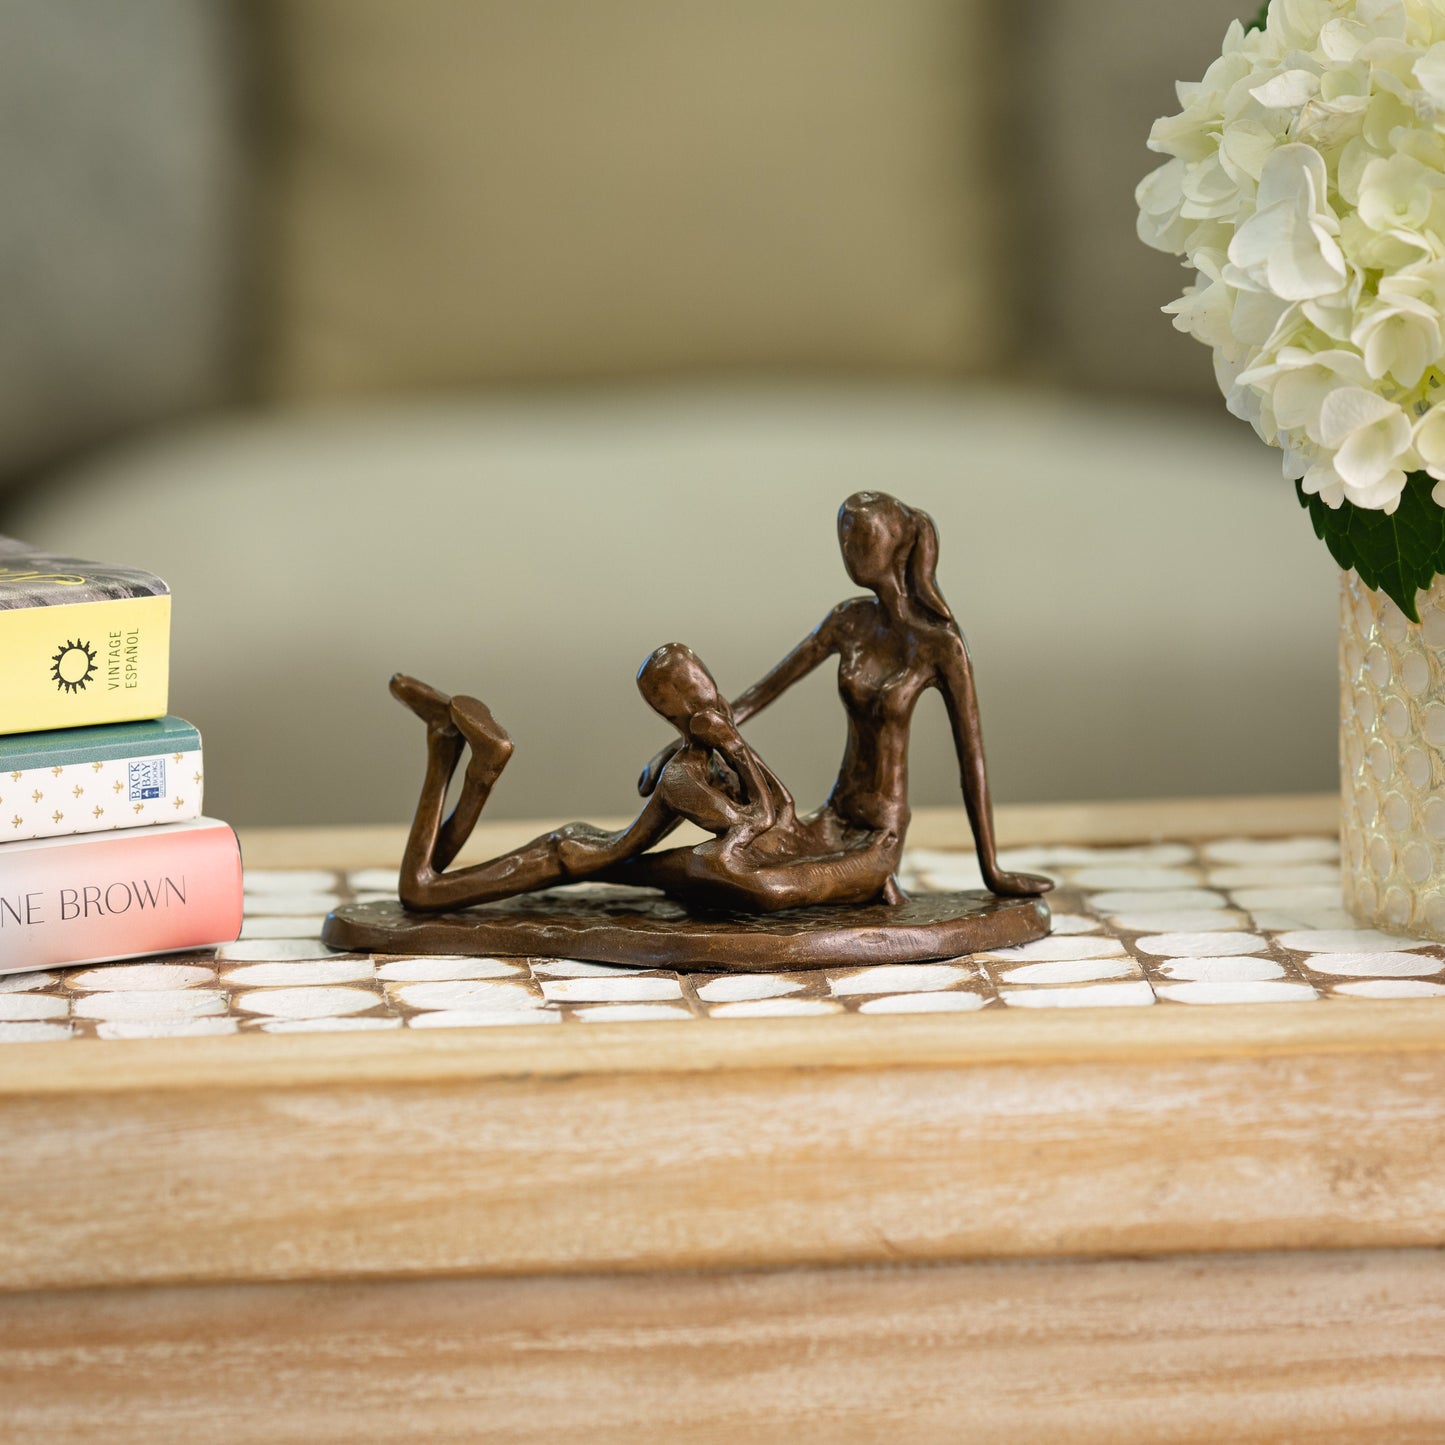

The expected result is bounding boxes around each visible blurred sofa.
[0,0,1342,827]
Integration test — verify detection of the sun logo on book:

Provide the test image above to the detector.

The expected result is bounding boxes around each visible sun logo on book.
[50,639,97,693]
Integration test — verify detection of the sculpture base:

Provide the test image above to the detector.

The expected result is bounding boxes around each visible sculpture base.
[322,886,1051,972]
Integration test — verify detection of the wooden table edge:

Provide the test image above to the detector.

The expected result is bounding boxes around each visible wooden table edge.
[3,997,1445,1098]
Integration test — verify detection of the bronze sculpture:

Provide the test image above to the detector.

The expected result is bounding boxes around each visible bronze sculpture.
[323,493,1052,969]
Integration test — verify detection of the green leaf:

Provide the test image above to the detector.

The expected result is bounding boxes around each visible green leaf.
[1295,472,1445,623]
[1244,1,1271,32]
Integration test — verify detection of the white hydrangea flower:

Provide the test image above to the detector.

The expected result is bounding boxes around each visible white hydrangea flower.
[1316,386,1415,507]
[1138,0,1445,511]
[1412,403,1445,494]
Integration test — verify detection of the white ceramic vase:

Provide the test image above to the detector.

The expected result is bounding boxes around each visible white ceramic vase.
[1340,569,1445,940]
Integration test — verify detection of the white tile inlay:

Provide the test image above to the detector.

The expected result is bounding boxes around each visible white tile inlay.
[999,959,1139,985]
[1230,887,1345,913]
[0,971,57,993]
[0,1022,72,1043]
[984,937,1126,964]
[1332,979,1445,998]
[1067,867,1201,890]
[1156,981,1318,1005]
[1046,913,1102,935]
[858,991,989,1013]
[347,869,400,893]
[242,869,338,893]
[260,1016,403,1034]
[233,986,381,1019]
[528,958,641,978]
[393,980,543,1011]
[239,917,327,940]
[575,1004,694,1022]
[1156,957,1286,982]
[1205,865,1340,889]
[96,1018,241,1040]
[242,893,341,917]
[221,959,376,988]
[540,977,683,1003]
[71,989,228,1022]
[696,976,804,1003]
[216,939,338,962]
[1001,982,1155,1009]
[1277,929,1434,954]
[1012,844,1194,866]
[1086,889,1229,914]
[707,998,842,1018]
[1248,908,1357,932]
[1298,952,1445,977]
[67,963,216,992]
[905,850,987,882]
[829,963,971,996]
[0,994,68,1021]
[374,957,522,982]
[1134,932,1267,958]
[407,1009,560,1028]
[1107,910,1250,934]
[1203,837,1339,865]
[914,863,990,891]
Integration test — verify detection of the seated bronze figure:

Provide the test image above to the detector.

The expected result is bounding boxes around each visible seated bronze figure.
[323,492,1052,969]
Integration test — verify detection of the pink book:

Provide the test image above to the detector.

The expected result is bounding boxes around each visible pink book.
[0,818,242,975]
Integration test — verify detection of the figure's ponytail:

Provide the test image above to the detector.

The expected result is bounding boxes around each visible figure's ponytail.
[904,504,953,626]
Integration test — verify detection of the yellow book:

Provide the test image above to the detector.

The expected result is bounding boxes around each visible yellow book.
[0,541,171,736]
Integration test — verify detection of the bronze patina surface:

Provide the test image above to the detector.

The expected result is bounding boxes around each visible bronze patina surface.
[324,888,1050,972]
[323,492,1052,967]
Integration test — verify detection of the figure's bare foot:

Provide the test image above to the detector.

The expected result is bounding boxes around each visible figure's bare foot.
[451,695,514,774]
[985,869,1055,897]
[390,674,457,734]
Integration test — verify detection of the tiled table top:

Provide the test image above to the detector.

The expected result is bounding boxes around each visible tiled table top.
[2,833,1438,1044]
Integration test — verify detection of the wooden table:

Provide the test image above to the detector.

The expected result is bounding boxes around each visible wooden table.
[5,796,1445,1443]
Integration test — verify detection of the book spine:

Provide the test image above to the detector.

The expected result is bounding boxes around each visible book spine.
[0,821,242,975]
[0,595,171,735]
[0,748,203,843]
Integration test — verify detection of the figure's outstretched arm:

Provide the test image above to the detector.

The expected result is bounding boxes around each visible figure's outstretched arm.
[638,609,843,797]
[729,611,839,725]
[937,638,1053,898]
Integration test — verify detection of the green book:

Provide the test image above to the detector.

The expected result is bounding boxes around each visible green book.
[0,716,203,844]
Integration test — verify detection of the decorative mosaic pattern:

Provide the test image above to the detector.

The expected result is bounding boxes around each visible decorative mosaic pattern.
[3,834,1443,1044]
[1340,569,1445,940]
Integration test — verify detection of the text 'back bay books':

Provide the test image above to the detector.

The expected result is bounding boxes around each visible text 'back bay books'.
[0,538,170,735]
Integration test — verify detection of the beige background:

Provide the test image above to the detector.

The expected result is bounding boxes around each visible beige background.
[262,0,1001,396]
[0,0,1334,827]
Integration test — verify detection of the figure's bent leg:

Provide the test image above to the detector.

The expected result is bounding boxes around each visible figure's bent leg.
[393,674,469,897]
[433,695,513,870]
[393,680,616,911]
[392,675,517,875]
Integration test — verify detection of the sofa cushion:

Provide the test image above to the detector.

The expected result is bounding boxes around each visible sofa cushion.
[3,383,1340,827]
[258,0,1002,398]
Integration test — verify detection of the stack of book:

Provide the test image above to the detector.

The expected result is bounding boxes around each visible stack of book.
[0,539,242,976]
